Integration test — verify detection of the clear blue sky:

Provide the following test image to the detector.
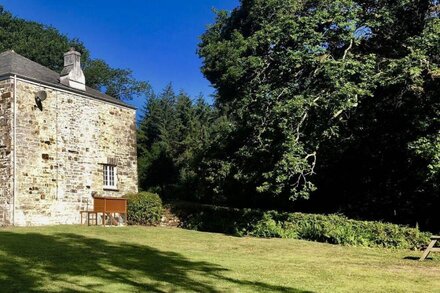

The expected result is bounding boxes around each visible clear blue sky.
[1,0,239,109]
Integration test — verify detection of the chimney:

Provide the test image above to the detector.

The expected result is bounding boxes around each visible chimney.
[60,48,86,91]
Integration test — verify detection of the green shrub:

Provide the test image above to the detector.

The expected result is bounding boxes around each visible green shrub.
[169,202,261,235]
[170,202,431,249]
[249,213,286,238]
[282,213,431,249]
[127,192,163,225]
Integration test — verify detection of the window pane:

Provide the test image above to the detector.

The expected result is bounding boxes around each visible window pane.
[103,164,116,187]
[103,165,107,186]
[109,166,114,186]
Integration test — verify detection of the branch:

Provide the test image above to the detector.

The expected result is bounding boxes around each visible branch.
[292,151,317,189]
[296,112,308,142]
[304,151,317,175]
[342,39,353,60]
[295,96,320,142]
[332,109,344,119]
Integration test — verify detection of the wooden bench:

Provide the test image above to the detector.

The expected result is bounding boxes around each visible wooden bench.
[81,196,127,226]
[420,236,440,261]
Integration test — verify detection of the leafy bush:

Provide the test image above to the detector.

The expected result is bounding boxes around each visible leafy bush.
[250,212,288,238]
[170,202,431,249]
[127,192,163,225]
[168,202,260,235]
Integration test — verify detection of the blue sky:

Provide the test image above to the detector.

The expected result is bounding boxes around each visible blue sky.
[1,0,239,109]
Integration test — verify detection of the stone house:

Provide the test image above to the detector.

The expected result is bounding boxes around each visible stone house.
[0,49,138,226]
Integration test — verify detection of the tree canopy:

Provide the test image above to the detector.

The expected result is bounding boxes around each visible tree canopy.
[198,0,440,228]
[0,6,149,100]
[137,84,216,199]
[4,2,439,230]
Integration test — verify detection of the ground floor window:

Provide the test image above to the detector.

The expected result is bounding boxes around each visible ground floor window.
[103,164,117,189]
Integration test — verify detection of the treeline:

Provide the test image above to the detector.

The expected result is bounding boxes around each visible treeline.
[138,0,440,232]
[0,6,148,100]
[137,85,218,200]
[3,2,438,231]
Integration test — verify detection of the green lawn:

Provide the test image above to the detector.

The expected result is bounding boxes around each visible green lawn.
[0,226,438,292]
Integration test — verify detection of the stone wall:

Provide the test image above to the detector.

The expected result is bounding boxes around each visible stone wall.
[14,79,137,226]
[0,78,13,225]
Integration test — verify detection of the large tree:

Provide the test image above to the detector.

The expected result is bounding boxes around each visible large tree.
[198,0,377,205]
[198,0,440,217]
[311,1,440,228]
[0,6,148,100]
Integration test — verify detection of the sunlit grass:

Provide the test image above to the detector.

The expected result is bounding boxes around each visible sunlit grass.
[0,226,438,292]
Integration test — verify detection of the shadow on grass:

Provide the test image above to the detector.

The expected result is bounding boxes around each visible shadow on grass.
[404,256,422,261]
[404,255,437,261]
[0,231,311,292]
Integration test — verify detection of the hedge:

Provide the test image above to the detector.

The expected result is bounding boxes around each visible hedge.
[169,202,431,249]
[126,192,163,225]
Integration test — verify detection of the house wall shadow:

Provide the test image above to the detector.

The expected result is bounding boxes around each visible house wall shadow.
[0,231,311,292]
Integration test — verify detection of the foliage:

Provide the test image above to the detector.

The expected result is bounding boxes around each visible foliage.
[83,59,150,101]
[267,212,430,249]
[309,2,440,230]
[137,84,216,199]
[0,6,149,100]
[170,202,261,235]
[172,202,431,249]
[198,0,377,204]
[197,0,440,229]
[409,134,440,186]
[126,192,163,225]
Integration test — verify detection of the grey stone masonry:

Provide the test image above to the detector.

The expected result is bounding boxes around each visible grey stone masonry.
[0,78,13,225]
[11,79,138,226]
[0,49,138,226]
[0,76,138,226]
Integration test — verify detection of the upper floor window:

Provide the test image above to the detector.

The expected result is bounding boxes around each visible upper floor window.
[103,164,117,189]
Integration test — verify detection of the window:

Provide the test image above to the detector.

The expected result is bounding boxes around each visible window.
[103,164,117,189]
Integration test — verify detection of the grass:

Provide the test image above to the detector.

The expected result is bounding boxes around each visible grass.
[0,226,438,292]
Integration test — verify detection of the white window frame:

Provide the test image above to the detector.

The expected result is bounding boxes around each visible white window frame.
[103,164,117,190]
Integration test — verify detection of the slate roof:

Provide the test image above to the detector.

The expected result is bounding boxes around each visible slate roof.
[0,50,135,109]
